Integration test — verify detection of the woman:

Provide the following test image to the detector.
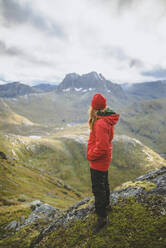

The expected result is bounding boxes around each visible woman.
[87,93,120,232]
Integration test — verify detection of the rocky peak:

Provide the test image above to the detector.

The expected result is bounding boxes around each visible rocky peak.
[56,71,126,99]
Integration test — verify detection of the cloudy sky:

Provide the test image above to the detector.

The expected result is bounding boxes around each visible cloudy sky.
[0,0,166,85]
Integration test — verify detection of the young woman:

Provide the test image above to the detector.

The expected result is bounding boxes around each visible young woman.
[87,93,120,232]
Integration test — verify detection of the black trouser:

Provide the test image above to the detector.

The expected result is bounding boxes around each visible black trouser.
[90,168,110,218]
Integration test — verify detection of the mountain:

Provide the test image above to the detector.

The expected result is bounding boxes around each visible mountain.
[0,82,37,98]
[56,71,126,100]
[122,80,166,100]
[33,83,58,92]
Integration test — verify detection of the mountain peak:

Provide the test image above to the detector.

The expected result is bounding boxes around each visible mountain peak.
[57,71,115,93]
[64,73,80,80]
[56,71,126,99]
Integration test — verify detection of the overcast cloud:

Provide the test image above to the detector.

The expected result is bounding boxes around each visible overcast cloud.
[0,0,166,84]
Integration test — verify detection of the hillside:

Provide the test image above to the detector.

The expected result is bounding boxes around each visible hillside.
[0,99,51,136]
[1,167,166,248]
[3,91,89,126]
[1,123,165,195]
[0,123,166,247]
[118,98,166,155]
[0,133,82,208]
[52,125,166,190]
[0,99,36,128]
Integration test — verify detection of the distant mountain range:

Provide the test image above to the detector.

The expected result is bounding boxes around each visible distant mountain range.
[122,80,166,100]
[1,73,166,101]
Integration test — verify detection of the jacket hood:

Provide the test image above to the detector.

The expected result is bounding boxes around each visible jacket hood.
[97,107,120,126]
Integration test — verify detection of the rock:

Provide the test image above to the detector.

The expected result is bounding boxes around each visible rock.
[30,200,42,210]
[20,216,25,225]
[6,220,19,230]
[16,202,60,232]
[34,203,56,217]
[110,166,166,204]
[0,151,7,160]
[18,198,26,202]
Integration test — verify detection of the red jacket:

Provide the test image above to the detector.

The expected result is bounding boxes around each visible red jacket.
[87,112,120,172]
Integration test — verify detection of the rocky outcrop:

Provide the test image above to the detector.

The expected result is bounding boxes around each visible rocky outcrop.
[29,166,166,248]
[5,200,60,234]
[110,166,166,204]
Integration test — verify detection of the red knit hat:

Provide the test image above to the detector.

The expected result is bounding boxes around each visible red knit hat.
[91,93,106,110]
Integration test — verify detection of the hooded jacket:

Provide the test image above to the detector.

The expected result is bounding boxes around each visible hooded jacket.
[87,108,120,172]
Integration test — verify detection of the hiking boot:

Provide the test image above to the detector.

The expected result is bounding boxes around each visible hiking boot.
[93,216,109,233]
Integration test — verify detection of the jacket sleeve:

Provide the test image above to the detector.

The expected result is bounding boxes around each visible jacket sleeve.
[87,121,109,161]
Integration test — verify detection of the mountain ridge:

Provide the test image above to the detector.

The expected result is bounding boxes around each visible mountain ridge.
[0,82,37,98]
[122,80,166,100]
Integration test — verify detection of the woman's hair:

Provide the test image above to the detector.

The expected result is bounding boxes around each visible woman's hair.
[88,106,106,131]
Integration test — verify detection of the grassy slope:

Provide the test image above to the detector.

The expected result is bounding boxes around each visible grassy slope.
[0,133,83,243]
[0,99,35,126]
[0,99,49,136]
[118,98,166,154]
[0,133,83,208]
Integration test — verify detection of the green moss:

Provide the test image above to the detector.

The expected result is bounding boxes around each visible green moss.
[31,196,166,248]
[115,180,156,192]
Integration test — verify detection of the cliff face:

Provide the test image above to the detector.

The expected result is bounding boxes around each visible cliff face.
[1,167,166,248]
